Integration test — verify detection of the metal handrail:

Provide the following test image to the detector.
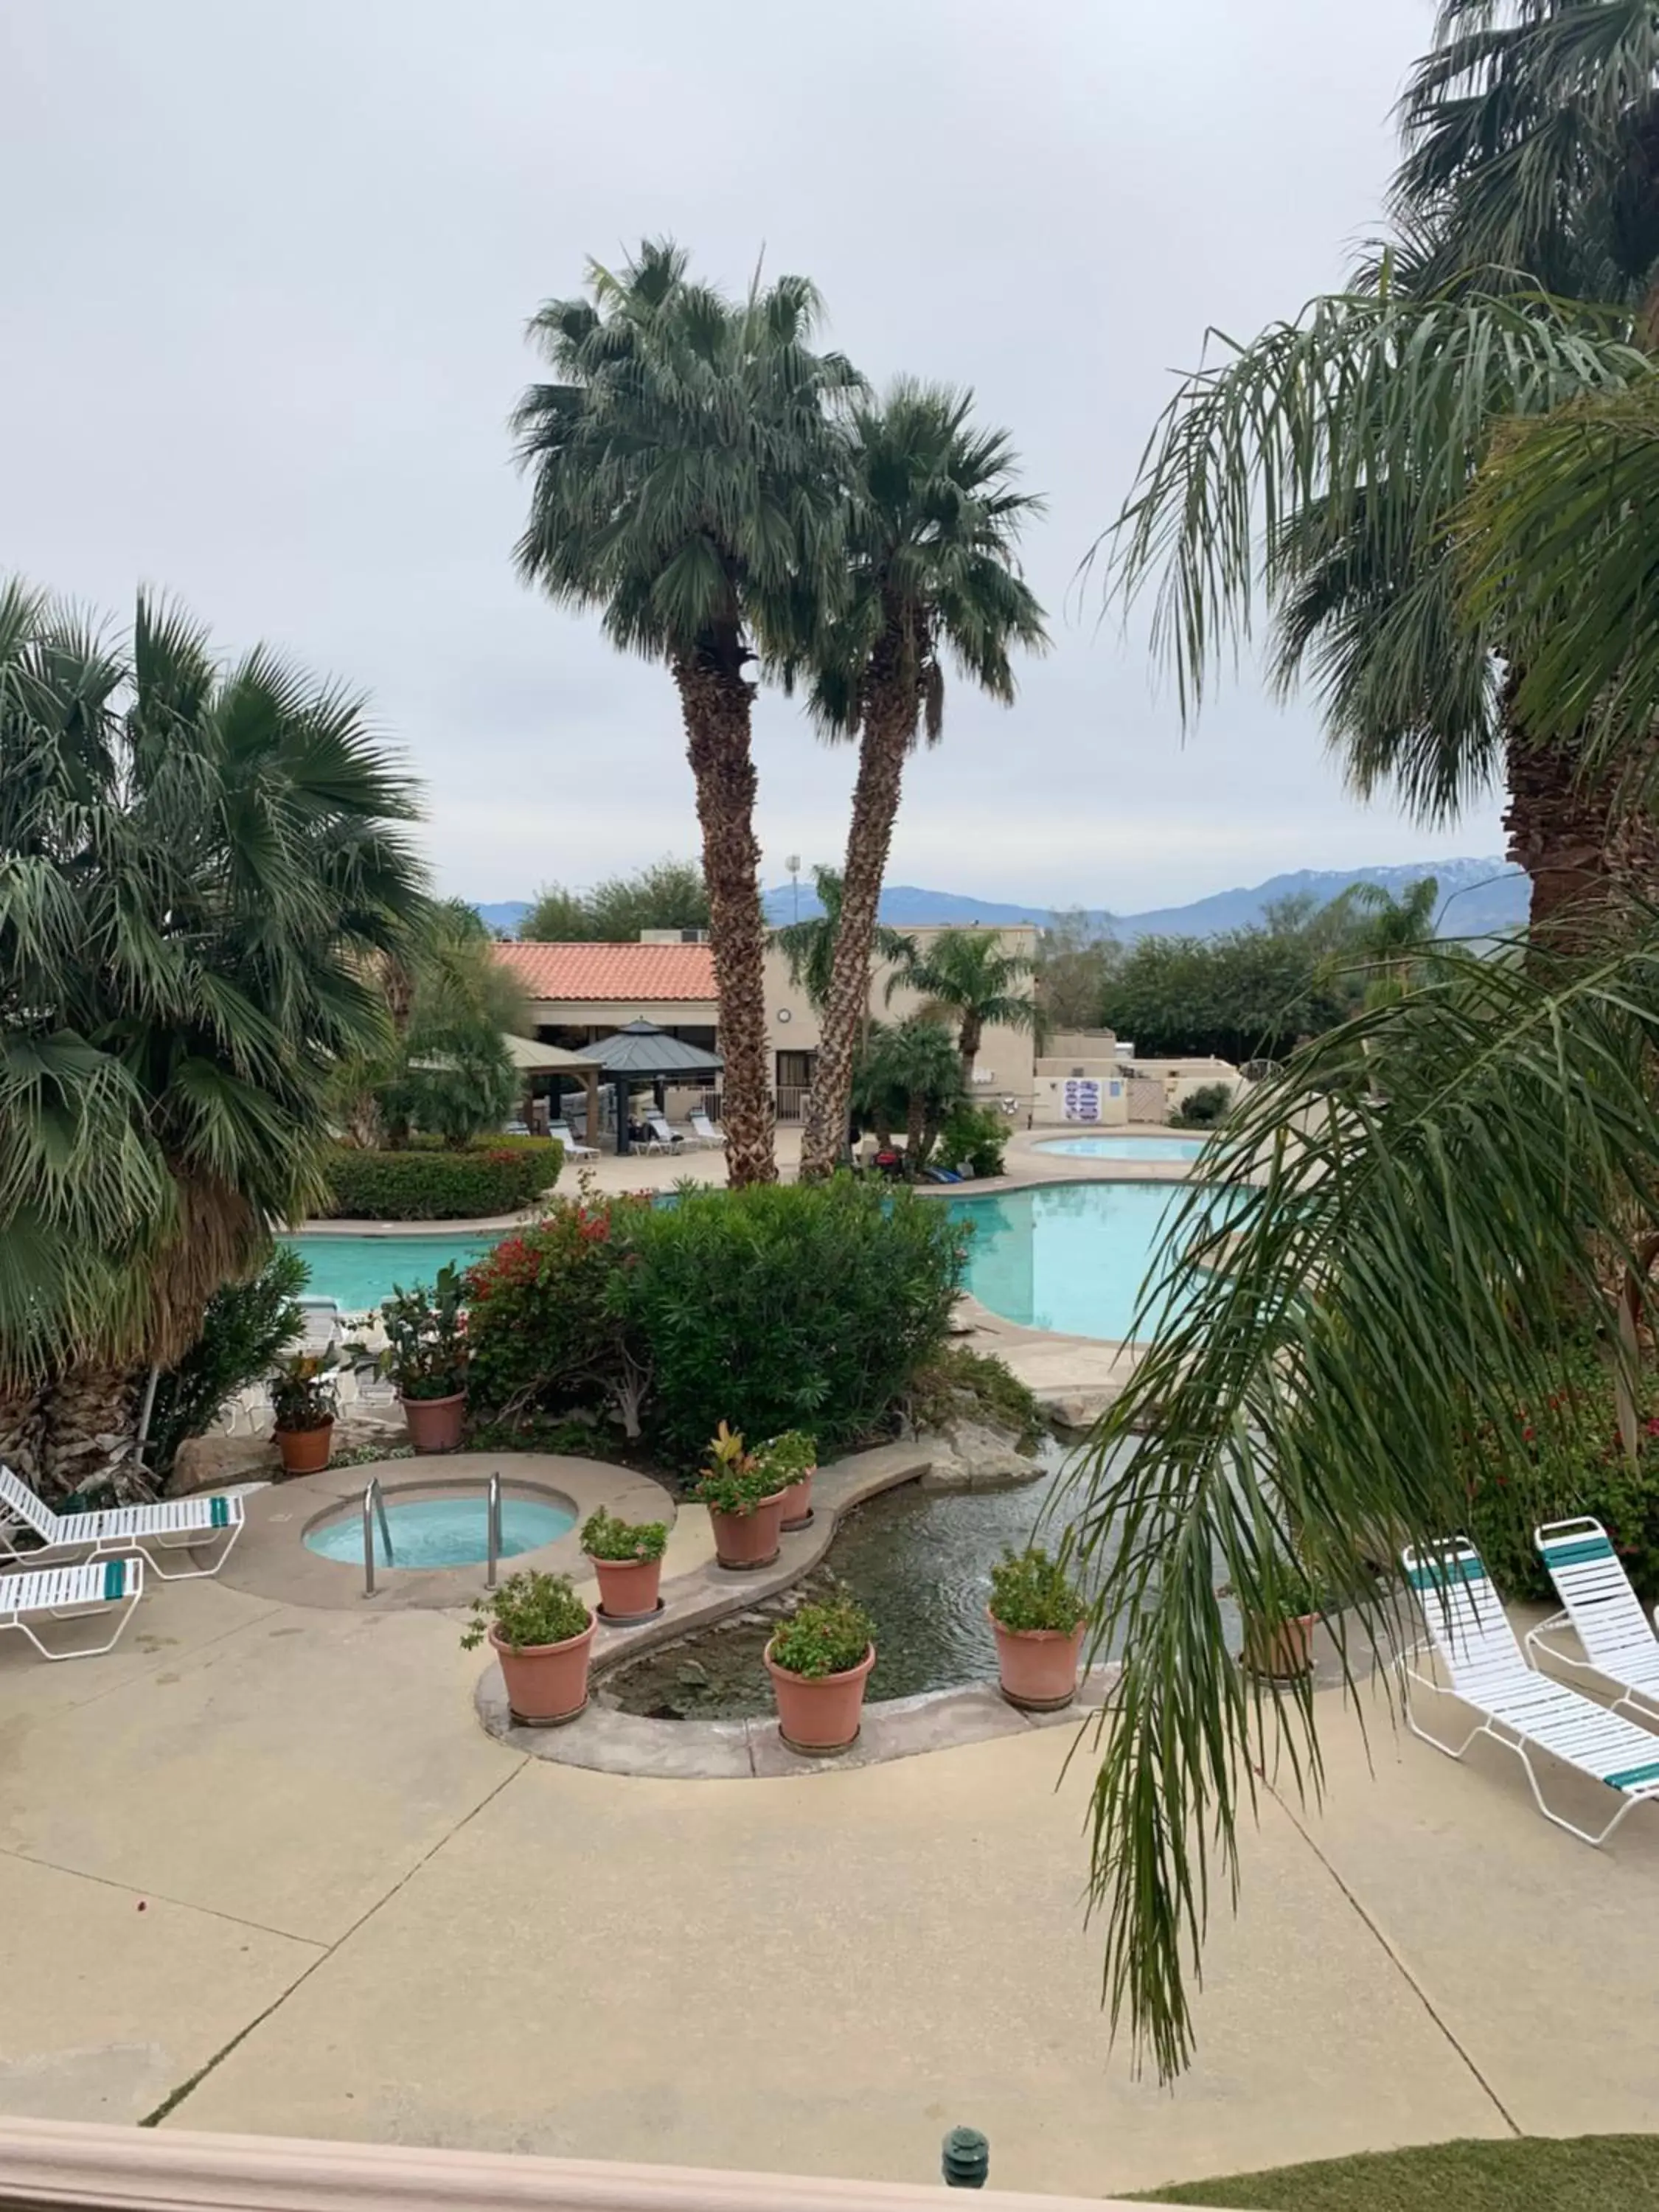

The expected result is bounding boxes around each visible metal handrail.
[362,1475,394,1596]
[486,1470,502,1589]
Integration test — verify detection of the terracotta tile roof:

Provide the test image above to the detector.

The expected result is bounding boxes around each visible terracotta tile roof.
[494,939,718,1004]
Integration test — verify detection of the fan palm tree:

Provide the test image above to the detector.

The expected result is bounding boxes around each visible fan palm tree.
[512,240,863,1188]
[770,864,914,1014]
[0,580,425,1498]
[1061,925,1659,2081]
[849,1015,964,1164]
[796,386,1047,1179]
[886,928,1038,1086]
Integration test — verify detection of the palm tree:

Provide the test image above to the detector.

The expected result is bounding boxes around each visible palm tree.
[512,240,863,1188]
[770,864,913,1014]
[0,580,425,1498]
[1062,926,1659,2080]
[1346,874,1443,1000]
[796,386,1046,1179]
[886,928,1038,1087]
[849,1015,964,1165]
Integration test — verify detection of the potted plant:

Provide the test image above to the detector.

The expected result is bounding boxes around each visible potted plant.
[765,1592,877,1754]
[987,1545,1088,1711]
[581,1507,669,1624]
[759,1430,818,1531]
[462,1570,595,1726]
[380,1263,469,1452]
[1241,1562,1321,1680]
[269,1353,341,1477]
[696,1422,789,1570]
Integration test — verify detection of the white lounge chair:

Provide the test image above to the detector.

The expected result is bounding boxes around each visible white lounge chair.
[641,1116,683,1155]
[1528,1517,1659,1721]
[1401,1537,1659,1845]
[0,1463,245,1582]
[0,1556,145,1661]
[688,1112,723,1150]
[549,1120,597,1160]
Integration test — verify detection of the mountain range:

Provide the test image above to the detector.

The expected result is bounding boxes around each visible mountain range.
[477,856,1526,942]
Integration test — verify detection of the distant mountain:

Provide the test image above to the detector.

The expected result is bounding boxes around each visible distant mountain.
[476,858,1526,944]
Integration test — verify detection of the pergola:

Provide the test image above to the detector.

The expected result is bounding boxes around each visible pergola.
[580,1021,725,1154]
[501,1033,603,1147]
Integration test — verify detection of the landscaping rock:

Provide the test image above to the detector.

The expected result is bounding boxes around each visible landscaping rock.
[172,1433,281,1492]
[920,1420,1043,1492]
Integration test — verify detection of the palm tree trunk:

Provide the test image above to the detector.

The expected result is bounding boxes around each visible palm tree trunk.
[1503,684,1659,953]
[800,678,912,1180]
[35,1363,142,1505]
[675,645,776,1188]
[958,1012,984,1089]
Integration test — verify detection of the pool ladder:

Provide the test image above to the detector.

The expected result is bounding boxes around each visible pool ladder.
[360,1470,503,1596]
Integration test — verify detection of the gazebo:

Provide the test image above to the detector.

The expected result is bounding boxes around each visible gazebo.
[500,1034,603,1147]
[580,1021,725,1154]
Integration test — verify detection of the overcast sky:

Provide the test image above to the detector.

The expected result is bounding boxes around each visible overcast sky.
[3,0,1502,911]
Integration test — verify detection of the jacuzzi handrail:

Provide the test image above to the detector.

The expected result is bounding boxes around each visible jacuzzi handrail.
[363,1475,394,1596]
[486,1469,501,1590]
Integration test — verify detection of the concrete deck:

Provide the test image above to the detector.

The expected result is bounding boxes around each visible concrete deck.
[4,1560,1657,2199]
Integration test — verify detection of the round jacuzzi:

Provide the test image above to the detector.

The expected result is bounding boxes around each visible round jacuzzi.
[304,1486,576,1571]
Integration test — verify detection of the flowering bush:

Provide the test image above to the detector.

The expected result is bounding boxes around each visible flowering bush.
[464,1194,650,1433]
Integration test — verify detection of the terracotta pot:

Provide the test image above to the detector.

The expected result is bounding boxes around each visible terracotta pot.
[400,1390,466,1453]
[707,1492,786,1571]
[586,1550,663,1624]
[989,1612,1085,1711]
[490,1615,596,1726]
[1242,1612,1318,1680]
[765,1640,876,1754]
[779,1470,816,1531]
[276,1421,334,1477]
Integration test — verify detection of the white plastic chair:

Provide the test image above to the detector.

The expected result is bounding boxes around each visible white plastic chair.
[0,1555,145,1661]
[1529,1517,1659,1721]
[642,1116,683,1155]
[689,1112,723,1150]
[1401,1537,1659,1846]
[549,1120,597,1160]
[0,1463,245,1582]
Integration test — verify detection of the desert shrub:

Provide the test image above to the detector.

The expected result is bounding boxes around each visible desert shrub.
[147,1248,309,1481]
[464,1194,652,1431]
[462,1570,590,1652]
[936,1104,1009,1177]
[905,1346,1047,1453]
[1171,1082,1231,1130]
[319,1141,560,1220]
[616,1180,965,1469]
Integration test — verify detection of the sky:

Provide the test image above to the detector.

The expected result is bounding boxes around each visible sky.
[1,0,1505,911]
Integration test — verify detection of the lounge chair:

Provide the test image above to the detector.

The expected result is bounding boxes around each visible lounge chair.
[1528,1517,1659,1721]
[684,1112,721,1150]
[0,1463,245,1582]
[0,1556,145,1662]
[643,1116,684,1155]
[549,1120,597,1160]
[1401,1537,1659,1845]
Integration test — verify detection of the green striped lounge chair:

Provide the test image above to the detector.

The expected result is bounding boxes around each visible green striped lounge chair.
[0,1556,145,1661]
[1528,1517,1659,1722]
[0,1463,245,1581]
[1401,1537,1659,1846]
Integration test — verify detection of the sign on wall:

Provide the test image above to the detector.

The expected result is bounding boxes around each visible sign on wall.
[1062,1078,1103,1124]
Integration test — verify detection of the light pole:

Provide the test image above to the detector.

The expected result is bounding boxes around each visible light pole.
[785,852,801,925]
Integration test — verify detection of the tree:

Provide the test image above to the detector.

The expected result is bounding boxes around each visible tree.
[0,580,425,1498]
[1035,910,1121,1034]
[797,385,1046,1178]
[886,928,1038,1086]
[1345,874,1442,1000]
[1097,913,1362,1062]
[513,240,862,1186]
[1065,927,1659,2080]
[376,901,527,1147]
[770,864,913,1014]
[850,1016,964,1165]
[519,883,591,941]
[521,858,712,944]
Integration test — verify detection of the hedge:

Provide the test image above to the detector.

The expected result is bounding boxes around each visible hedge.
[319,1141,562,1221]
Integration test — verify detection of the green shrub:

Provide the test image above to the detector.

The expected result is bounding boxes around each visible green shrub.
[936,1103,1009,1177]
[461,1570,590,1653]
[319,1141,561,1221]
[988,1545,1087,1634]
[695,1421,788,1514]
[380,1264,470,1398]
[617,1180,966,1468]
[1171,1082,1231,1130]
[269,1352,341,1434]
[905,1346,1047,1453]
[464,1194,652,1430]
[147,1248,308,1481]
[580,1508,669,1562]
[757,1430,817,1482]
[768,1593,874,1677]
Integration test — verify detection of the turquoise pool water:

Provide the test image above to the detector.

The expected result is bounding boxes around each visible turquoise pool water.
[281,1232,504,1310]
[949,1180,1220,1340]
[1036,1135,1204,1162]
[304,1493,574,1569]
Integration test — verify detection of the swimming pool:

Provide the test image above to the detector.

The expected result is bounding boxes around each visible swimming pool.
[1036,1135,1205,1162]
[304,1491,574,1569]
[949,1180,1225,1340]
[281,1232,505,1310]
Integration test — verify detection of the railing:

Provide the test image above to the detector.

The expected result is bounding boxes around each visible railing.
[486,1468,502,1590]
[0,2116,1208,2212]
[695,1088,812,1124]
[362,1475,394,1597]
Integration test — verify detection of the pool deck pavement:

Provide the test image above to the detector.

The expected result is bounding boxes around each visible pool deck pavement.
[5,1524,1659,2199]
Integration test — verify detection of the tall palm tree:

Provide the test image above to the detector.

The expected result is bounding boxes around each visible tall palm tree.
[512,240,863,1187]
[0,580,425,1498]
[769,864,913,1014]
[796,386,1046,1179]
[886,928,1038,1087]
[1346,874,1443,999]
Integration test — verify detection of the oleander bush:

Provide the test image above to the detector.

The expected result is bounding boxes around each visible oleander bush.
[319,1140,561,1220]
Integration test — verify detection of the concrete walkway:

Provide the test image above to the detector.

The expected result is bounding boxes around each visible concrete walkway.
[4,1566,1658,2199]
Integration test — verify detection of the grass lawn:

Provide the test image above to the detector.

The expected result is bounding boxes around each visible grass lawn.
[1142,2135,1659,2209]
